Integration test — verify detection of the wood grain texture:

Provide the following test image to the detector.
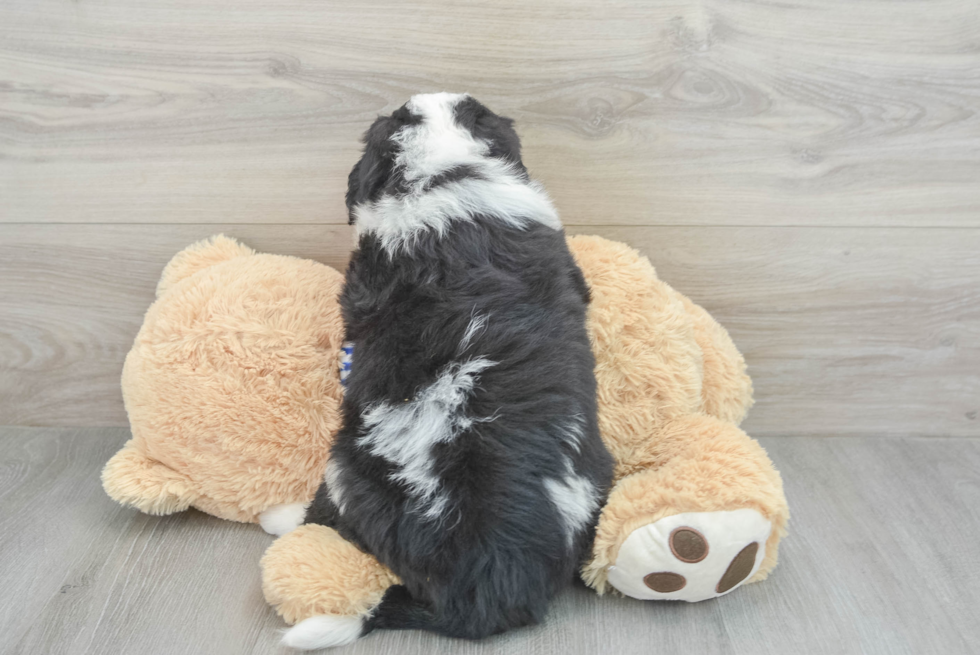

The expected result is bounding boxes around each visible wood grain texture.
[0,223,354,427]
[2,0,979,226]
[0,427,283,655]
[2,428,978,654]
[571,226,980,438]
[2,224,978,436]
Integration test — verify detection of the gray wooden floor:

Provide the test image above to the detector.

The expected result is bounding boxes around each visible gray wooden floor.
[1,428,977,655]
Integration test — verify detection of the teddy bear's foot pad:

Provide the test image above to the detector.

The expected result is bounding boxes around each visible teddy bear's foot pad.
[607,509,770,602]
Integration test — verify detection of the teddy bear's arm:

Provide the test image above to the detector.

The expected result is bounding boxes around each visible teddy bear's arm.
[101,441,198,515]
[670,289,755,426]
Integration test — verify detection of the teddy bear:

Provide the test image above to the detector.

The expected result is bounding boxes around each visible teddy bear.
[102,233,788,626]
[103,235,346,522]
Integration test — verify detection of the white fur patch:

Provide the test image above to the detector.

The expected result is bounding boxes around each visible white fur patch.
[354,173,560,253]
[281,614,364,649]
[258,502,308,537]
[545,457,599,549]
[358,358,496,520]
[323,458,347,515]
[352,92,561,253]
[563,414,586,454]
[458,313,489,354]
[393,92,487,182]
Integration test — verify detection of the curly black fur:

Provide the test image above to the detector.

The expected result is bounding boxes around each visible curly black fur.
[305,93,613,642]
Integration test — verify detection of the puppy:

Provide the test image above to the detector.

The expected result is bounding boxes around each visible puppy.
[279,93,613,648]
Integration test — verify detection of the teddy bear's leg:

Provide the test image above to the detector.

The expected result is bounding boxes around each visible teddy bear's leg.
[583,415,788,602]
[671,289,755,425]
[261,524,399,647]
[101,441,199,515]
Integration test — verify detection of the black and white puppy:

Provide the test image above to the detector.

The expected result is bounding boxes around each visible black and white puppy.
[267,92,613,649]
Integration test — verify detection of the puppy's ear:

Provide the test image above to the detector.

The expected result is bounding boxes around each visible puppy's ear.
[453,97,525,172]
[345,159,362,225]
[345,116,398,222]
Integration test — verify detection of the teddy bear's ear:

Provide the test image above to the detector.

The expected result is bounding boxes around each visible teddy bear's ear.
[156,234,255,297]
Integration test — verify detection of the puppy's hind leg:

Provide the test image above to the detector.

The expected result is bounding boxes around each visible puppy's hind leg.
[259,502,309,536]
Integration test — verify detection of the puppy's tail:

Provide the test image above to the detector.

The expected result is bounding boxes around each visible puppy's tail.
[365,583,523,639]
[279,586,434,650]
[364,585,439,633]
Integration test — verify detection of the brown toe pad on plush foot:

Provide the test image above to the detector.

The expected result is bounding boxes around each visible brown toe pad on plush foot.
[669,527,708,563]
[716,542,759,593]
[644,572,687,593]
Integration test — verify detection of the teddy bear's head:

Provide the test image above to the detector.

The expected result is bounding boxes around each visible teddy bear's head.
[103,235,346,522]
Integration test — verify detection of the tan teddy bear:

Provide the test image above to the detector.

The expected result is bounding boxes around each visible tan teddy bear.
[103,235,345,522]
[102,234,788,625]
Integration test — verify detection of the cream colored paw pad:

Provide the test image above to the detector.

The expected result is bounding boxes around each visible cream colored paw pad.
[607,509,771,602]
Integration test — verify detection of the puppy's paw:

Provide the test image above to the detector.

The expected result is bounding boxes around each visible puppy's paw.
[282,615,364,650]
[259,502,308,536]
[606,508,771,602]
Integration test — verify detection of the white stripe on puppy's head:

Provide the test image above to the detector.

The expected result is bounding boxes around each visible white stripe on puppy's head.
[392,93,488,183]
[346,93,560,253]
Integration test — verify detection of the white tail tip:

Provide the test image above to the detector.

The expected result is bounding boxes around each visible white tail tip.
[258,502,308,536]
[282,615,364,650]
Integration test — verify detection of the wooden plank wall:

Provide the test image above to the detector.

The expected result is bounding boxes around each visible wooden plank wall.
[2,0,978,436]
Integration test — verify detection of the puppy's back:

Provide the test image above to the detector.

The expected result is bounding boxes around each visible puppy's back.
[293,93,613,647]
[343,219,611,640]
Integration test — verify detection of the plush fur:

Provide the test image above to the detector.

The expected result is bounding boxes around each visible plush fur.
[103,235,345,521]
[261,235,789,626]
[565,237,788,593]
[295,93,613,644]
[103,230,790,634]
